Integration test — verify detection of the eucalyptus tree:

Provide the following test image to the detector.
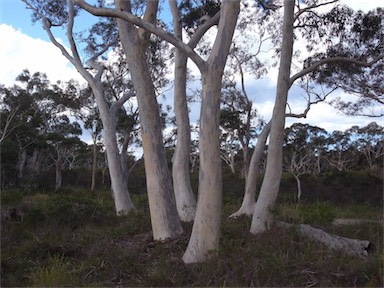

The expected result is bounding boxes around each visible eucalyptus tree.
[250,0,384,234]
[45,115,82,191]
[311,7,384,117]
[283,123,329,202]
[351,122,384,171]
[75,0,240,261]
[22,0,135,214]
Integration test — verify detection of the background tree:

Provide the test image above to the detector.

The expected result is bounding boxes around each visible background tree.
[283,123,329,202]
[22,0,136,215]
[250,0,383,234]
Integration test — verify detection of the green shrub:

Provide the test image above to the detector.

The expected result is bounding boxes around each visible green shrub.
[272,202,336,226]
[27,255,79,287]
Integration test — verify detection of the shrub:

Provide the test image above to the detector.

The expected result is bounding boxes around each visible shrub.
[27,254,80,287]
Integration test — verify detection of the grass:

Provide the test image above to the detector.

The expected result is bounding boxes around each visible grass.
[1,188,383,287]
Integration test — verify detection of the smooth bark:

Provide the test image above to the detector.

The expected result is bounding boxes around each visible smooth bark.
[250,0,295,235]
[279,222,373,257]
[169,0,196,222]
[36,0,136,214]
[91,137,97,191]
[115,0,183,240]
[182,0,240,263]
[229,121,271,218]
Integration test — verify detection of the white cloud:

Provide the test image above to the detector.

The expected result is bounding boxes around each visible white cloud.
[0,24,84,87]
[340,0,379,12]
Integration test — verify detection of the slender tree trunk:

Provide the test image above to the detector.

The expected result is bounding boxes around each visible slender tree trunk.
[91,137,97,191]
[182,0,240,263]
[172,52,197,222]
[55,156,62,192]
[229,121,271,218]
[115,0,183,240]
[294,174,302,202]
[92,88,136,214]
[169,1,197,222]
[250,0,295,235]
[18,148,27,180]
[242,144,250,179]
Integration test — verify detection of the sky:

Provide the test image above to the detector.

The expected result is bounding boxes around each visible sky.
[0,0,383,139]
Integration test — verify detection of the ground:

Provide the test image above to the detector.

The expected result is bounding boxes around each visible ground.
[1,188,383,287]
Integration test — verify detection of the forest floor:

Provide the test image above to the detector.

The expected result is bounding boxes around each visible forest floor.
[1,188,383,287]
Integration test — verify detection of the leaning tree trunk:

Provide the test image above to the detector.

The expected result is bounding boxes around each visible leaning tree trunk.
[116,0,183,240]
[92,88,136,215]
[293,174,302,202]
[170,1,196,222]
[182,0,240,263]
[250,0,295,235]
[229,121,271,218]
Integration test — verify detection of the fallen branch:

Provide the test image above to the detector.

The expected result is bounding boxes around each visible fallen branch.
[332,218,384,226]
[278,222,373,257]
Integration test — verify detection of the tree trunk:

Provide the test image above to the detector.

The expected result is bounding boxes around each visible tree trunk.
[172,52,197,222]
[91,138,97,191]
[169,0,197,222]
[116,0,183,240]
[294,174,302,202]
[182,0,240,263]
[18,148,27,180]
[229,121,271,218]
[278,222,373,257]
[55,156,62,192]
[250,1,295,235]
[120,131,130,186]
[92,88,136,215]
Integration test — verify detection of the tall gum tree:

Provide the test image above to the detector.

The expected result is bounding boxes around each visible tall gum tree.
[250,0,384,234]
[250,0,295,234]
[74,0,240,261]
[182,0,240,263]
[114,0,183,240]
[168,0,196,222]
[22,0,135,215]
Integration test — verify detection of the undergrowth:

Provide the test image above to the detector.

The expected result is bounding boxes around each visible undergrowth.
[1,188,383,287]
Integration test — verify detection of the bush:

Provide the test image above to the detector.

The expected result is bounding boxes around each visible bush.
[27,255,80,287]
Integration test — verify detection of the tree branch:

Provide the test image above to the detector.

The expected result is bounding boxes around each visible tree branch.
[74,0,206,71]
[289,55,384,87]
[110,90,135,117]
[294,0,337,21]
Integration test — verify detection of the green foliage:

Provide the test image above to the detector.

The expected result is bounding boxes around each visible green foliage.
[272,202,337,225]
[1,188,382,287]
[27,254,80,287]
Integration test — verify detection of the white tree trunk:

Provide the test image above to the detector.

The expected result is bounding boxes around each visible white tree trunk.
[229,121,271,218]
[91,137,97,191]
[294,174,302,202]
[279,222,373,257]
[54,156,62,192]
[92,88,136,215]
[170,1,196,222]
[250,1,295,235]
[116,0,183,240]
[182,0,240,263]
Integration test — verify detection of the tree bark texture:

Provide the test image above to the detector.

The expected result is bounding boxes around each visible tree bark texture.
[55,156,62,192]
[170,0,196,222]
[279,222,373,257]
[229,121,271,218]
[182,0,240,263]
[91,137,97,191]
[92,88,136,215]
[250,0,295,234]
[115,0,183,240]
